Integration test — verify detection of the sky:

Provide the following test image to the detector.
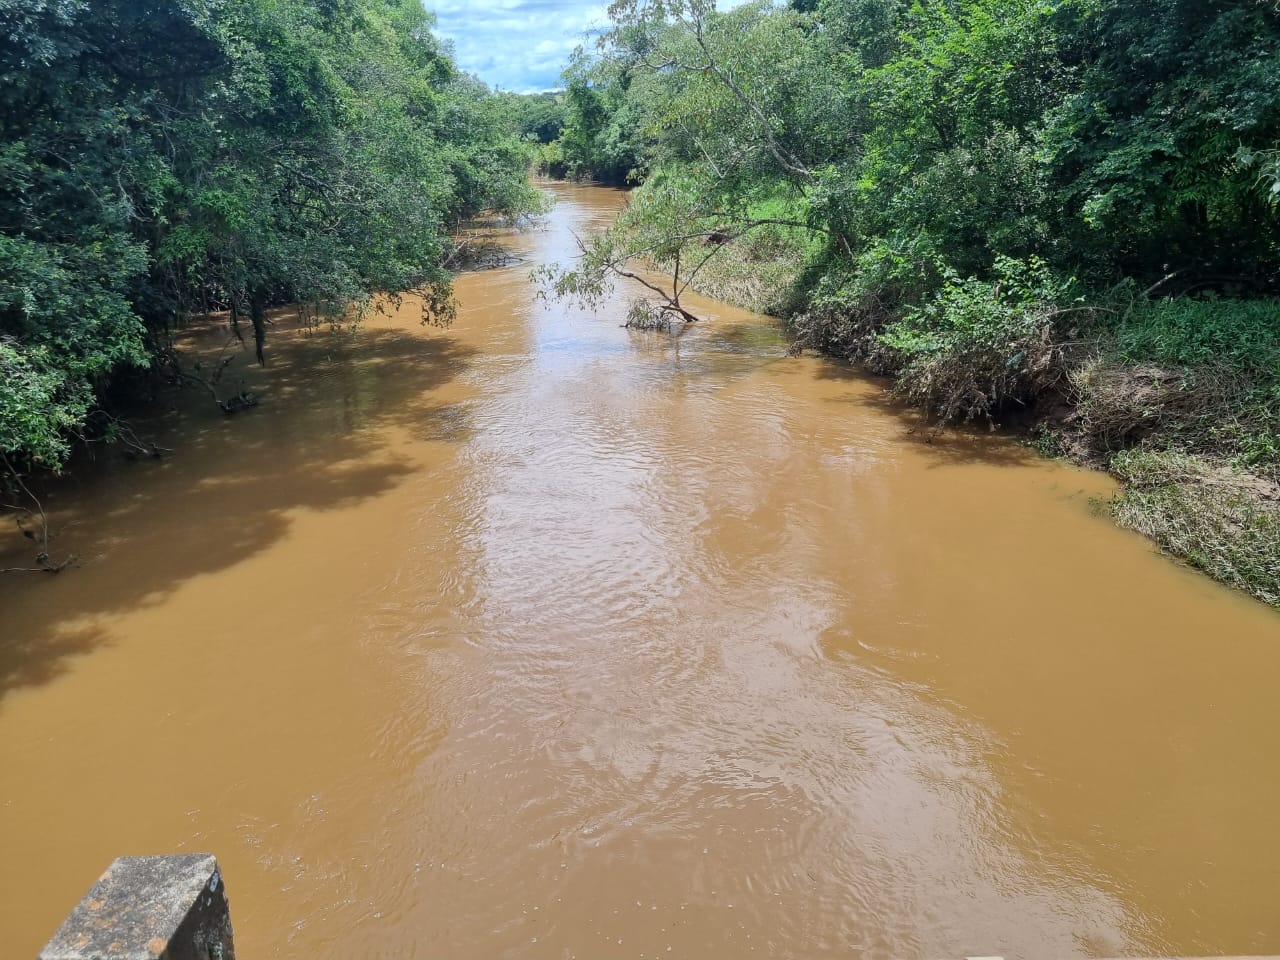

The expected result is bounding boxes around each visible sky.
[430,0,613,94]
[429,0,752,94]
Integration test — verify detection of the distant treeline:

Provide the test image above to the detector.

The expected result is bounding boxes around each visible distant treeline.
[513,80,641,186]
[1,0,538,471]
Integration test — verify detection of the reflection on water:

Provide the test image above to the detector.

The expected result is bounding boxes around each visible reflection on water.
[1,184,1278,960]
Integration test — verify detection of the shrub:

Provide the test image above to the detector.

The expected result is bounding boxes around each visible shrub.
[788,238,939,364]
[877,256,1080,424]
[533,141,568,179]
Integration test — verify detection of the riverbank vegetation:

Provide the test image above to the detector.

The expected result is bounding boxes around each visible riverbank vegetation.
[533,0,1280,605]
[0,0,538,487]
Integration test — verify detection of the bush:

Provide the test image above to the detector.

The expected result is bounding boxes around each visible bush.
[877,256,1080,424]
[533,140,568,179]
[788,238,940,364]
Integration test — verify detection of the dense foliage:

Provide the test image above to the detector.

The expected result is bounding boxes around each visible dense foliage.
[0,0,537,470]
[553,0,1278,321]
[546,0,1279,440]
[544,0,1280,602]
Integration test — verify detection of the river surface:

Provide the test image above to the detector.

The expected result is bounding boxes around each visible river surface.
[2,184,1279,960]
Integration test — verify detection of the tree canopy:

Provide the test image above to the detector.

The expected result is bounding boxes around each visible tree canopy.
[0,0,538,470]
[543,0,1279,394]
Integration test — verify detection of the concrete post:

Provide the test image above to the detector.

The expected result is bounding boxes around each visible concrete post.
[39,854,235,960]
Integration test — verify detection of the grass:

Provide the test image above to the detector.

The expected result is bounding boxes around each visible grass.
[1074,298,1280,606]
[1114,296,1280,374]
[1110,449,1280,606]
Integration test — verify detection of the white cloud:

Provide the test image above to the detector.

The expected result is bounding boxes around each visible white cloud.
[429,0,611,92]
[428,0,755,93]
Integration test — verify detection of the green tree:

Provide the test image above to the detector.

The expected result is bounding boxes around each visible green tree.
[0,0,539,473]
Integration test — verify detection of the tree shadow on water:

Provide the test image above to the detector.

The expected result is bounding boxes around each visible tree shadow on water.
[0,322,478,706]
[810,357,1043,469]
[0,625,113,704]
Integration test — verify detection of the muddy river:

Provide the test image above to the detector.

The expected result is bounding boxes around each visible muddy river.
[2,184,1278,959]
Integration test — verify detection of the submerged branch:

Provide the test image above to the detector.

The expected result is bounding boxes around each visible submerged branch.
[1,451,73,573]
[160,348,259,415]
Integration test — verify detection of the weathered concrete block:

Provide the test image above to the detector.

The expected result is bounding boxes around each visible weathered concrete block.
[39,854,235,960]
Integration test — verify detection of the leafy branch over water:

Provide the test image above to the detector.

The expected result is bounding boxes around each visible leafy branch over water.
[536,167,820,329]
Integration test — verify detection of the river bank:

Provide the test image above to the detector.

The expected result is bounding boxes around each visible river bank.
[670,229,1280,608]
[520,0,1279,611]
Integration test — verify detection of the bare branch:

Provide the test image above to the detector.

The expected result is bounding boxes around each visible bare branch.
[1,451,73,573]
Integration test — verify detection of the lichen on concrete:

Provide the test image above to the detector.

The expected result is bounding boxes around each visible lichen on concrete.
[39,854,235,960]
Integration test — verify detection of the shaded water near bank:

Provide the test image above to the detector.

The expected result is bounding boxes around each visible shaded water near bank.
[2,183,1278,960]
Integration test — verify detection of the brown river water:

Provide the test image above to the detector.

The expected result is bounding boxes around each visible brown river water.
[2,184,1279,960]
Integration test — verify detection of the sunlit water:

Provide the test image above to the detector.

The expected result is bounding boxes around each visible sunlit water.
[2,184,1278,960]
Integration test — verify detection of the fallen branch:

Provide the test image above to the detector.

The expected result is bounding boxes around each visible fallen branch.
[161,348,259,414]
[80,410,171,460]
[1,452,74,573]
